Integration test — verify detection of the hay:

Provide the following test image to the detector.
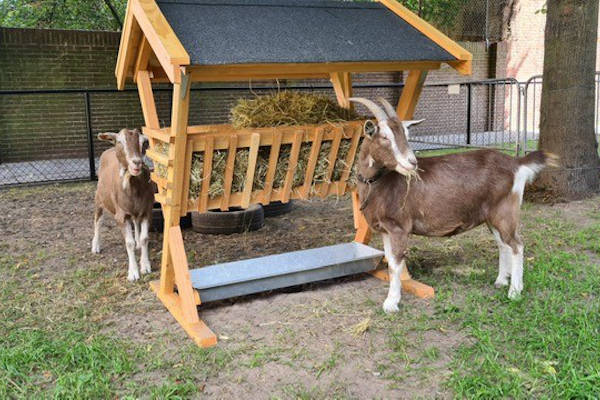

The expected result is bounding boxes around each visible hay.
[154,91,365,199]
[231,90,361,129]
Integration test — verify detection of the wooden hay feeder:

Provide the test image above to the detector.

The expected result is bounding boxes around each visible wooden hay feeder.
[116,0,472,347]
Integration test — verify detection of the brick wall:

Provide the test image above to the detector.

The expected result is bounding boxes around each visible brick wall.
[1,27,498,164]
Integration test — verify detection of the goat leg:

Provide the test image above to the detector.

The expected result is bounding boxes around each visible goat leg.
[139,218,151,275]
[381,229,408,313]
[134,218,141,250]
[91,207,103,254]
[122,219,140,281]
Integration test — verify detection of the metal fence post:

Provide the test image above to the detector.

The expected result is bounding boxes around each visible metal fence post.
[466,82,472,145]
[84,91,97,181]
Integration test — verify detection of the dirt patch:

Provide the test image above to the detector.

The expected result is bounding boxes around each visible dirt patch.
[6,182,593,398]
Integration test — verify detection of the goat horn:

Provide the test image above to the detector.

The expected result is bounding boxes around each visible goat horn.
[377,97,398,120]
[348,97,388,122]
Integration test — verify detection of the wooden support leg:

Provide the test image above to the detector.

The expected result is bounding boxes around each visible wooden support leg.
[351,191,434,299]
[150,226,217,347]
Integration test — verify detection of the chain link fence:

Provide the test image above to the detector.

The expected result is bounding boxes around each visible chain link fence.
[0,78,527,187]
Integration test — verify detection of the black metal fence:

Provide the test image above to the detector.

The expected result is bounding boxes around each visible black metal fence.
[0,79,521,188]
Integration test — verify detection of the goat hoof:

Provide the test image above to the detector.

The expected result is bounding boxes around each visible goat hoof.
[382,298,400,314]
[91,244,101,254]
[127,270,140,282]
[140,263,151,275]
[507,287,522,300]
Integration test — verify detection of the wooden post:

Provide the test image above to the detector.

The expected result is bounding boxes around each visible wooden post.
[159,68,191,295]
[397,70,427,119]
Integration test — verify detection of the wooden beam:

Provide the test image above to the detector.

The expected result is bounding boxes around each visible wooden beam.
[131,0,190,83]
[115,1,142,89]
[159,68,191,295]
[377,0,472,75]
[150,280,217,347]
[221,135,238,211]
[397,70,427,119]
[133,37,153,83]
[137,70,160,129]
[186,61,441,82]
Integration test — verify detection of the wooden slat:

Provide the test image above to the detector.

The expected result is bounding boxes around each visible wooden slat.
[301,127,324,197]
[241,133,261,209]
[397,70,428,119]
[262,130,282,204]
[281,131,303,203]
[143,127,172,143]
[188,61,441,82]
[320,127,343,198]
[337,125,363,194]
[220,135,238,211]
[330,72,351,109]
[199,136,215,212]
[146,148,170,166]
[377,0,472,67]
[151,172,168,190]
[180,142,194,216]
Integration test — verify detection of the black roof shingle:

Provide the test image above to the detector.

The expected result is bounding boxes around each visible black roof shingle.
[156,0,456,66]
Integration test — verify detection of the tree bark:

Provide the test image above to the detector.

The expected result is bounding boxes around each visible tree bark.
[538,0,600,199]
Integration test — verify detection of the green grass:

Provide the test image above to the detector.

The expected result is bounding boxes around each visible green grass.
[1,184,600,398]
[441,218,600,399]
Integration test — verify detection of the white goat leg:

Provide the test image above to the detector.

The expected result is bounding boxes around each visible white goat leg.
[382,234,403,313]
[492,228,512,287]
[139,218,151,275]
[91,213,103,254]
[134,219,141,250]
[124,221,140,281]
[508,244,524,299]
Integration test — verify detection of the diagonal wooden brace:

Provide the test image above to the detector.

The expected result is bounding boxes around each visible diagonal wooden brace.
[150,226,217,347]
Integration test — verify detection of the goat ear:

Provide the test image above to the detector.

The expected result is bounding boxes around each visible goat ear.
[98,132,118,144]
[363,120,378,137]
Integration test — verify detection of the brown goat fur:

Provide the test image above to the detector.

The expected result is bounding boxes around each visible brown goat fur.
[350,97,555,313]
[92,128,154,282]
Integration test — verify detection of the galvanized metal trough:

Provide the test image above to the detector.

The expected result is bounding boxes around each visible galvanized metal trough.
[189,242,384,302]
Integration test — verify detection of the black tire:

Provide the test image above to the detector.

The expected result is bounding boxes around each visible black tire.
[191,204,264,235]
[151,202,192,232]
[262,200,294,218]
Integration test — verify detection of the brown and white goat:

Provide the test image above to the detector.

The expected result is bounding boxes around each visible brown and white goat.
[350,97,556,313]
[92,128,154,281]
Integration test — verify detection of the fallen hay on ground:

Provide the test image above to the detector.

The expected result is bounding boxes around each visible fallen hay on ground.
[155,91,365,199]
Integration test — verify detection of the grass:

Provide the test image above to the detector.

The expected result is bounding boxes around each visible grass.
[1,183,600,398]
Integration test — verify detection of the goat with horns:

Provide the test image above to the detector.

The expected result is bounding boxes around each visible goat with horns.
[350,97,557,313]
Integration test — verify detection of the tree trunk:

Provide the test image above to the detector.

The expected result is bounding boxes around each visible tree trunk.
[538,0,600,199]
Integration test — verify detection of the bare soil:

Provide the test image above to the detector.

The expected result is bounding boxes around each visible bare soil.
[2,182,593,398]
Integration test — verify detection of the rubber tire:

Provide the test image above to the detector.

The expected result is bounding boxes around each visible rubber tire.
[151,202,192,232]
[191,204,264,235]
[262,200,294,218]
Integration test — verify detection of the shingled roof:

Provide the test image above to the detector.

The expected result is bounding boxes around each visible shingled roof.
[115,0,472,88]
[157,0,455,65]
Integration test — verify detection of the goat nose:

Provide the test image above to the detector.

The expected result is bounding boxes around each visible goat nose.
[408,157,418,168]
[132,159,142,167]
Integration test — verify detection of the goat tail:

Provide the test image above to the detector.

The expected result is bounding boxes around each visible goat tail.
[512,151,559,202]
[518,151,560,170]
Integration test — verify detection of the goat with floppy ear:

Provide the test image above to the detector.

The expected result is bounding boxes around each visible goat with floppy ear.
[93,128,154,282]
[350,97,557,313]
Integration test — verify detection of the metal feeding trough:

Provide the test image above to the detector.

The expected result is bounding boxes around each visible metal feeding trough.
[189,242,384,302]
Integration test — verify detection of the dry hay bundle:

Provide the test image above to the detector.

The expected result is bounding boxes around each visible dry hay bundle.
[155,91,365,199]
[231,90,361,129]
